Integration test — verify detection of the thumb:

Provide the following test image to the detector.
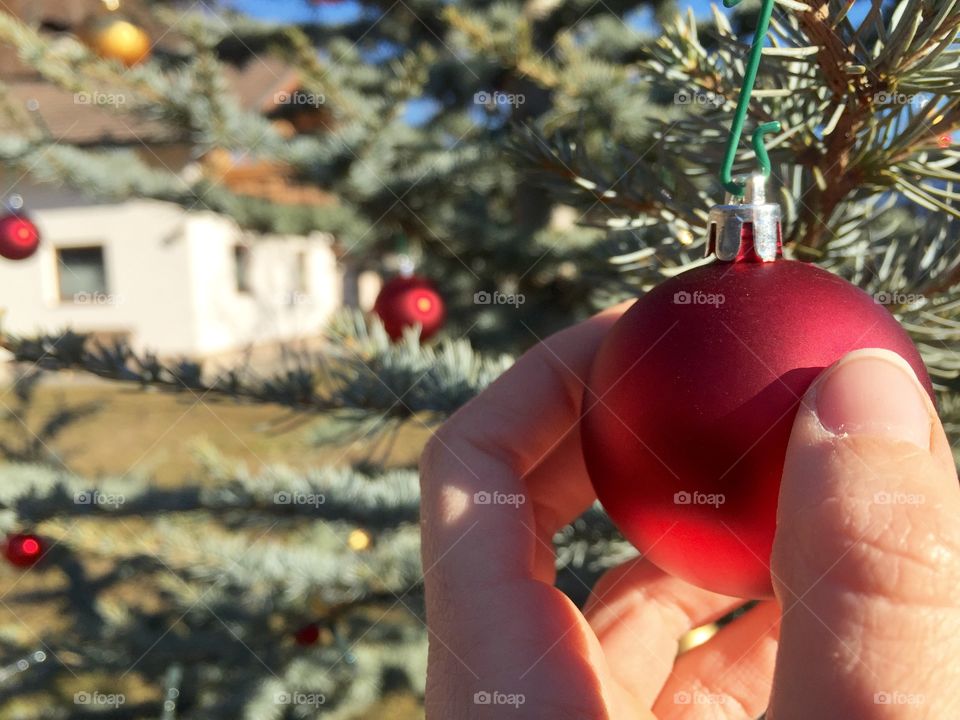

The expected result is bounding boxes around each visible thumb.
[769,348,960,719]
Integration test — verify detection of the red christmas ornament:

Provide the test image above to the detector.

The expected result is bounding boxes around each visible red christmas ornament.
[294,623,320,646]
[0,214,40,260]
[4,533,45,567]
[373,275,445,341]
[581,178,932,599]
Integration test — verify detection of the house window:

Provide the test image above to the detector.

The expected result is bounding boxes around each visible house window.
[234,245,252,293]
[294,251,308,294]
[57,246,108,302]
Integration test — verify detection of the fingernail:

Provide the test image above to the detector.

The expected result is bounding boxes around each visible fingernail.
[814,349,932,450]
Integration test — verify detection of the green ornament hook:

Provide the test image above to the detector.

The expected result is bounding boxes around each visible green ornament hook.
[720,0,782,197]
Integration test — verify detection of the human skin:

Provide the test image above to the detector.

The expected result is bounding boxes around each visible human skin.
[419,303,960,719]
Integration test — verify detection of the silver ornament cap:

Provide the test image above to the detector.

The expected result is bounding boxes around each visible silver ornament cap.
[706,174,782,262]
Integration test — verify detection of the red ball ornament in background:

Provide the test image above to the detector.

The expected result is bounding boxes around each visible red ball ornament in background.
[580,180,932,599]
[0,214,40,260]
[294,623,320,646]
[373,275,445,341]
[4,533,45,567]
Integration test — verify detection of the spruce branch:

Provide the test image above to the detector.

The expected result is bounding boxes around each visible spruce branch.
[514,2,960,256]
[443,6,561,88]
[0,310,513,419]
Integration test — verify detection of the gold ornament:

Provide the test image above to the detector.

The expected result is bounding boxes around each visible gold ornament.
[677,622,720,654]
[84,17,151,67]
[347,529,372,551]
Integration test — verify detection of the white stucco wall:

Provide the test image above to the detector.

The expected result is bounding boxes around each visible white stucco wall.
[0,199,342,357]
[0,199,197,352]
[183,213,342,356]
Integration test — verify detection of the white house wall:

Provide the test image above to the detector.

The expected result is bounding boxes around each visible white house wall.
[184,213,341,356]
[0,199,343,357]
[0,199,198,353]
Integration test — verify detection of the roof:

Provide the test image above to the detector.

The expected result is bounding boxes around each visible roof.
[0,2,338,207]
[1,55,300,146]
[5,0,122,27]
[223,56,301,115]
[1,81,178,146]
[202,147,340,207]
[0,1,304,145]
[1,0,170,80]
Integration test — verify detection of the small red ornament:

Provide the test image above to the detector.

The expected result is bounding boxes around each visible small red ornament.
[0,214,40,260]
[581,177,932,599]
[4,533,44,567]
[373,275,445,341]
[294,623,320,646]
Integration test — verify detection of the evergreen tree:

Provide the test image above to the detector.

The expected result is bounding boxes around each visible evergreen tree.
[1,0,959,717]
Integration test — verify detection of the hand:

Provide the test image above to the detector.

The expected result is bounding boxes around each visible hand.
[419,305,960,719]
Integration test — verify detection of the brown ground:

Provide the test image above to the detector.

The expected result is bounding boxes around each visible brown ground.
[0,376,430,720]
[8,374,428,482]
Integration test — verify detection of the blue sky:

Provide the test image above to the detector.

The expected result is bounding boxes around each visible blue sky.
[225,0,367,24]
[225,0,870,28]
[225,0,878,28]
[224,0,881,126]
[223,0,711,125]
[226,0,718,27]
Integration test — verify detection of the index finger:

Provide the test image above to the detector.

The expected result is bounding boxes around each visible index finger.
[419,302,628,598]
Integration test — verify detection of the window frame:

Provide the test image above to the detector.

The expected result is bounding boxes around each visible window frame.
[55,245,109,304]
[234,244,253,294]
